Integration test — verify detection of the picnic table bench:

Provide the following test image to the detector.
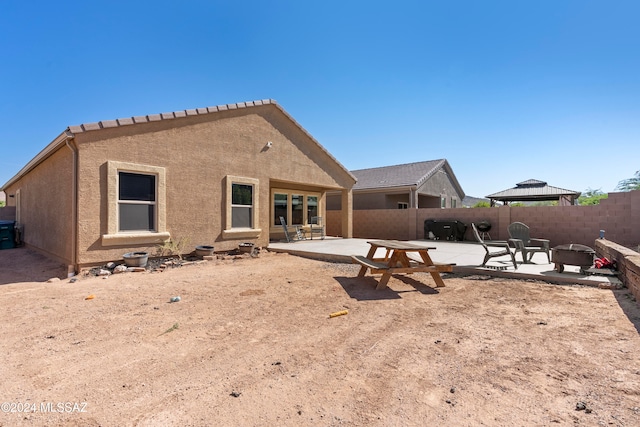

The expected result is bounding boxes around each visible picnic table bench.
[351,240,455,290]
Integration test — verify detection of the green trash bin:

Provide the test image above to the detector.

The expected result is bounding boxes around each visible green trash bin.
[0,220,16,249]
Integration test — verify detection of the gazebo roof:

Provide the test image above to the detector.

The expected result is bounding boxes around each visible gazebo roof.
[486,179,581,203]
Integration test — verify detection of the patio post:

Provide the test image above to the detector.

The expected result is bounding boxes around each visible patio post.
[341,189,353,238]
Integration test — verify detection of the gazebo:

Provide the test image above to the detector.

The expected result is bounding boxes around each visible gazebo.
[486,179,581,207]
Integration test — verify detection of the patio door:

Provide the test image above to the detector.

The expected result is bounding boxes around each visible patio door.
[271,189,322,228]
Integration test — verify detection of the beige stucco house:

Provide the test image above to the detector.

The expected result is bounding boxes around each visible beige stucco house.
[1,100,356,273]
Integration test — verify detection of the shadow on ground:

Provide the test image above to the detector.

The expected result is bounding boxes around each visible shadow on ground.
[334,275,440,301]
[0,247,66,285]
[614,289,640,335]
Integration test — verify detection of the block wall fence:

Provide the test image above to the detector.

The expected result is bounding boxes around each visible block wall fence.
[595,239,640,302]
[327,190,640,249]
[0,206,16,221]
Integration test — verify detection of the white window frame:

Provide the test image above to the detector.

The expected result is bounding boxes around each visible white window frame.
[398,202,408,209]
[102,161,170,246]
[223,175,261,239]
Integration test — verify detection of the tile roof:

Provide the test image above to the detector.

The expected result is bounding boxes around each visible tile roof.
[2,99,357,190]
[351,159,447,190]
[67,99,277,133]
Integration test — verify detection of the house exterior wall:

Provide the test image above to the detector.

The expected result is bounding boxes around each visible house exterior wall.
[328,190,451,210]
[418,195,441,208]
[74,104,353,265]
[326,190,640,249]
[353,192,405,210]
[3,146,74,264]
[415,169,462,208]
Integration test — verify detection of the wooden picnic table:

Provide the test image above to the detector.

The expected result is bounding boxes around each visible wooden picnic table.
[351,240,454,290]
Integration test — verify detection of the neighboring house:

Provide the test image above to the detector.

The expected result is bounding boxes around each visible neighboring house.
[327,159,465,210]
[486,179,581,206]
[1,100,356,273]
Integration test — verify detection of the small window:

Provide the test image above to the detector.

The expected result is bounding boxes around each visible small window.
[451,198,457,208]
[118,172,156,231]
[398,202,408,209]
[441,197,446,208]
[231,183,253,228]
[223,175,261,239]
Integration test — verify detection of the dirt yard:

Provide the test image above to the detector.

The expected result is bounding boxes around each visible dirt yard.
[1,247,640,427]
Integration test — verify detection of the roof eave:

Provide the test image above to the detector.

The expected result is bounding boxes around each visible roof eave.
[352,184,417,193]
[1,130,75,191]
[489,193,581,202]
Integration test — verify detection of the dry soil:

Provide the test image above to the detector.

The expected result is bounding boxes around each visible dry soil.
[1,247,640,427]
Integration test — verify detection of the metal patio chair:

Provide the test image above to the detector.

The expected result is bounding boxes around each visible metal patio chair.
[309,216,325,240]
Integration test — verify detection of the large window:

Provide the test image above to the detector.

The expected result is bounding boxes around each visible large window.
[118,172,156,231]
[103,161,169,247]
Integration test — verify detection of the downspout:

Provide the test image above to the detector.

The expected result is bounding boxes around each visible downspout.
[64,130,78,276]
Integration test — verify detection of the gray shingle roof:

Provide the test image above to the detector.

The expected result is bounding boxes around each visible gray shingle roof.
[351,160,447,190]
[486,179,580,200]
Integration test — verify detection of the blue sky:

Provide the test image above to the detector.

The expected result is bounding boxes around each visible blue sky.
[1,0,638,198]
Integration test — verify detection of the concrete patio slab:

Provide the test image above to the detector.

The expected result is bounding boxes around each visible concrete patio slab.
[268,237,622,287]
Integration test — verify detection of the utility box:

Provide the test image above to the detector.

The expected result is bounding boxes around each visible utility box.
[0,220,16,250]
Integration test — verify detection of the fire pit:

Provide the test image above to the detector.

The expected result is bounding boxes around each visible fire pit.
[551,244,595,274]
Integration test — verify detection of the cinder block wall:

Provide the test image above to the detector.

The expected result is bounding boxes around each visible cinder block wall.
[0,206,16,221]
[595,239,640,301]
[327,190,640,249]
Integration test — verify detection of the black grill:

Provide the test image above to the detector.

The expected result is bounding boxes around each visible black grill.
[424,219,467,241]
[476,221,492,233]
